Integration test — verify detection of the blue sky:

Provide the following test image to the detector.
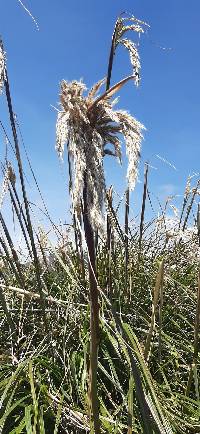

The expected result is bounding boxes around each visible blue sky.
[0,0,200,230]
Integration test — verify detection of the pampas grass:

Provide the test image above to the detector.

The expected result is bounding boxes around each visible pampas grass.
[0,12,199,434]
[56,76,144,229]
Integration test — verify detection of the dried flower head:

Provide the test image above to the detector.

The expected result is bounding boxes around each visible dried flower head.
[111,15,149,86]
[56,77,145,229]
[0,41,6,94]
[119,39,141,85]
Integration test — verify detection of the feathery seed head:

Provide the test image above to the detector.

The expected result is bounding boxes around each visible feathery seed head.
[120,39,140,85]
[112,15,149,86]
[56,78,145,229]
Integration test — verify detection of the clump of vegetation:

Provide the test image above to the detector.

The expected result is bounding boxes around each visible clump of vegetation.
[0,13,200,434]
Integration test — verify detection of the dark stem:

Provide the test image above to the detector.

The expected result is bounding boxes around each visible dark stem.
[124,188,130,291]
[0,211,25,287]
[106,19,119,91]
[182,180,200,232]
[8,186,32,257]
[82,174,100,433]
[0,237,23,287]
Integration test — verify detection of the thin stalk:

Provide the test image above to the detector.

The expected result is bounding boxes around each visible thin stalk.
[0,239,24,286]
[106,187,113,294]
[0,286,16,337]
[186,268,200,396]
[9,179,30,234]
[16,117,62,238]
[4,67,47,331]
[106,18,120,90]
[8,186,32,257]
[139,163,149,252]
[0,283,69,307]
[144,259,164,362]
[106,191,125,243]
[182,180,200,232]
[105,17,120,296]
[124,188,130,291]
[197,203,200,247]
[105,16,119,296]
[0,211,25,287]
[82,174,100,434]
[178,176,191,229]
[67,140,79,255]
[158,269,164,364]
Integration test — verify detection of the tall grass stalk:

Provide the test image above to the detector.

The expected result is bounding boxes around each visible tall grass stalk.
[0,287,16,337]
[82,176,100,433]
[139,163,149,252]
[186,268,200,397]
[144,259,164,362]
[125,188,130,290]
[182,179,200,231]
[4,64,48,331]
[158,266,164,364]
[106,187,113,294]
[197,203,200,246]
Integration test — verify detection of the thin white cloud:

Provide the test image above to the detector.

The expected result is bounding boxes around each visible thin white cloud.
[155,154,177,171]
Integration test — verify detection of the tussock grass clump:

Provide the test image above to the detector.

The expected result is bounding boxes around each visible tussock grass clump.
[0,13,199,434]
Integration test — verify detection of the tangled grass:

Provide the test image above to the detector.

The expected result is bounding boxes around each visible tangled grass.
[0,189,200,433]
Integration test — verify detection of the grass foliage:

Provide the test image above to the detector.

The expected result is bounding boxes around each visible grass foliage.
[0,175,200,433]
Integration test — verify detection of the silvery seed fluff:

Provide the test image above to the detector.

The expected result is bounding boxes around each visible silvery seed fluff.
[56,78,145,229]
[119,39,141,85]
[113,16,149,86]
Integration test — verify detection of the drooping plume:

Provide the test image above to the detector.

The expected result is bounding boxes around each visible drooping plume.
[110,15,149,86]
[56,77,145,228]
